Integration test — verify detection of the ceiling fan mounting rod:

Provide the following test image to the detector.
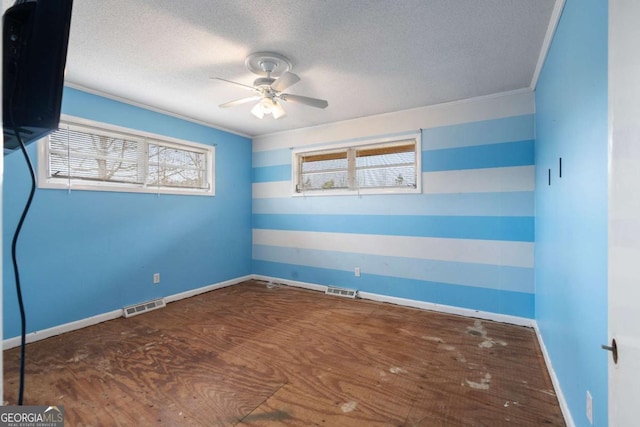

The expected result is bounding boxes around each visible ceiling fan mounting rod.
[260,60,278,78]
[245,52,292,77]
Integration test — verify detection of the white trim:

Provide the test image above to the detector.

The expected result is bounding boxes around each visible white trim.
[534,323,576,427]
[37,116,216,197]
[530,0,567,90]
[2,309,123,350]
[357,292,534,327]
[251,274,534,327]
[291,132,422,197]
[2,275,252,350]
[63,82,252,139]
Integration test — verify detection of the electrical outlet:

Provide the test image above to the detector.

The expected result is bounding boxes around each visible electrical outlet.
[355,267,361,277]
[586,390,593,425]
[153,273,160,284]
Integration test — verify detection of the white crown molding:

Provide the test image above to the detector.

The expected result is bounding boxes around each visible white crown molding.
[530,0,567,90]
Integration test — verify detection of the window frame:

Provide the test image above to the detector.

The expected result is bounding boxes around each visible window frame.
[37,115,215,196]
[291,133,422,196]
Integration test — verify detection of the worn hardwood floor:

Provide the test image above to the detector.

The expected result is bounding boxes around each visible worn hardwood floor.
[3,280,564,426]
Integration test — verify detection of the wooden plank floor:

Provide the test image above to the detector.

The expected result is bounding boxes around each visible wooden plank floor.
[3,280,565,426]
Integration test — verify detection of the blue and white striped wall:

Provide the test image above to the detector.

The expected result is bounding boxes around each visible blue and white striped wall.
[252,91,536,319]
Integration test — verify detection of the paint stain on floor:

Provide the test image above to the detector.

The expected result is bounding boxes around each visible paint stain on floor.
[465,372,492,390]
[341,401,357,413]
[466,320,507,348]
[437,343,456,351]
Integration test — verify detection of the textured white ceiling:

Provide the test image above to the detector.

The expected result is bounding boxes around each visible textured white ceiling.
[64,0,558,137]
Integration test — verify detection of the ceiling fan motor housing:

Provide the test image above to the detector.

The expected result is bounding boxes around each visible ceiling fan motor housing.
[253,77,276,89]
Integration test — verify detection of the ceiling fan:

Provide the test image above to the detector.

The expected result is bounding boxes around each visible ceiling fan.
[211,52,328,119]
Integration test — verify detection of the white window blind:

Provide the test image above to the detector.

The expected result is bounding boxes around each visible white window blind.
[147,142,208,189]
[294,135,420,196]
[299,150,349,191]
[49,126,143,184]
[355,141,417,189]
[40,120,214,196]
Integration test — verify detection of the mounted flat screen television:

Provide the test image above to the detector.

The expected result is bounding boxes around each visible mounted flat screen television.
[3,0,73,154]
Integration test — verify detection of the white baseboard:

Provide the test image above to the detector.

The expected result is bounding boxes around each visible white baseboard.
[534,324,575,427]
[3,309,123,350]
[358,291,535,327]
[3,275,253,350]
[251,274,535,327]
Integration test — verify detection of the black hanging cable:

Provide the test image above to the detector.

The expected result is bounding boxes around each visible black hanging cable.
[7,54,37,404]
[9,128,36,406]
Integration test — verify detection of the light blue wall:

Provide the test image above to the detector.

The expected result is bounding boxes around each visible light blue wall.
[2,87,252,338]
[535,0,608,425]
[252,113,536,318]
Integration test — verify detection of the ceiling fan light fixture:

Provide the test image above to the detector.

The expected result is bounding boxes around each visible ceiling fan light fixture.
[251,97,287,120]
[260,97,275,114]
[272,100,286,119]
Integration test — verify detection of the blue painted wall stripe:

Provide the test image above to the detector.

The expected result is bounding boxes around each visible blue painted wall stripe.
[252,165,291,183]
[422,114,534,150]
[253,245,534,293]
[252,214,534,242]
[253,191,535,217]
[253,260,534,318]
[422,140,534,172]
[253,148,292,167]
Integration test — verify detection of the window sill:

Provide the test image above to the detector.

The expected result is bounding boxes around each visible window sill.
[39,179,215,197]
[291,186,421,197]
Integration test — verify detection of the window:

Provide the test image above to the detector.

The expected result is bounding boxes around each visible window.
[38,118,215,196]
[292,134,421,195]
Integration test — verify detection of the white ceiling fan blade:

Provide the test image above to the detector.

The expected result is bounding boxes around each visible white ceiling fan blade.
[219,96,261,108]
[210,77,257,92]
[271,71,301,92]
[280,93,328,109]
